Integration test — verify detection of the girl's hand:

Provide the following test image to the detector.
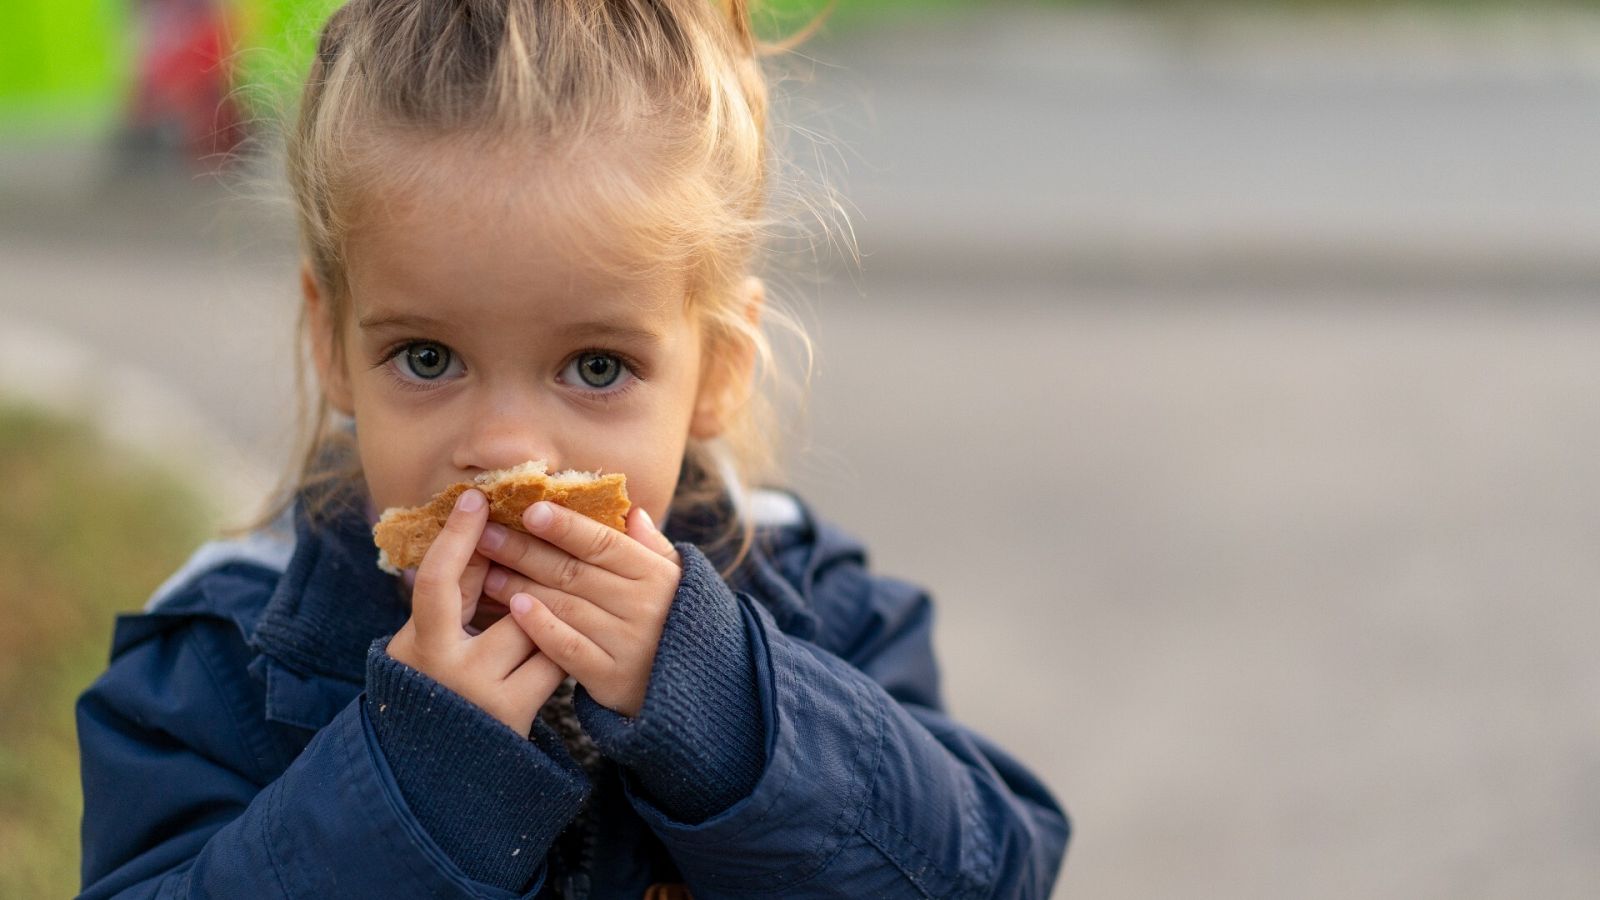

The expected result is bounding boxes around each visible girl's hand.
[386,489,568,736]
[475,501,682,719]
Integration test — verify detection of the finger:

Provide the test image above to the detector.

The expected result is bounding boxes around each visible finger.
[505,648,567,707]
[412,489,488,650]
[471,609,538,678]
[459,551,490,629]
[477,519,627,599]
[493,569,626,652]
[482,563,578,611]
[482,556,636,623]
[480,563,519,604]
[626,506,679,564]
[523,501,654,580]
[509,592,614,685]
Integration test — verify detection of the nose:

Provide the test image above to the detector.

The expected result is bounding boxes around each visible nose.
[450,382,562,475]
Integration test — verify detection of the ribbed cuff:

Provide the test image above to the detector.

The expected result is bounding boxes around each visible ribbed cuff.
[365,637,590,892]
[575,543,764,823]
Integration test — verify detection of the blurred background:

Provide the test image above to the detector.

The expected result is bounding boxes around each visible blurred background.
[3,0,1599,897]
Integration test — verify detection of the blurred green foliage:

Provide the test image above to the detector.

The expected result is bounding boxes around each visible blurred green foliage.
[0,405,214,897]
[0,0,130,133]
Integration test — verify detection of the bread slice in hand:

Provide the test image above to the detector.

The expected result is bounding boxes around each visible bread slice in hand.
[372,461,630,573]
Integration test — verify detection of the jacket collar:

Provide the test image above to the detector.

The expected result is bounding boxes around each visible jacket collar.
[663,488,822,642]
[250,490,409,687]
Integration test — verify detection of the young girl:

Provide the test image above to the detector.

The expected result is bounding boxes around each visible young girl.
[76,1,1067,897]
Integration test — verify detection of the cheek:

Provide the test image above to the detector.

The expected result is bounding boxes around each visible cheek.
[586,436,678,526]
[634,475,680,527]
[350,399,449,509]
[640,421,700,526]
[579,408,692,526]
[353,433,412,510]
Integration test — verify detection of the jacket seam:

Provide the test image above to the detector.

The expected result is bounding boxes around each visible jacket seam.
[735,599,800,838]
[860,796,990,900]
[258,777,300,898]
[729,669,889,893]
[854,818,938,899]
[185,625,299,897]
[959,761,996,895]
[185,625,276,785]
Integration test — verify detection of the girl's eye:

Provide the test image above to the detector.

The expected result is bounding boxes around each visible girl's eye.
[380,340,462,389]
[569,351,626,389]
[403,342,452,379]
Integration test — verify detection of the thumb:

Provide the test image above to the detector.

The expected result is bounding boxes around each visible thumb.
[627,506,678,562]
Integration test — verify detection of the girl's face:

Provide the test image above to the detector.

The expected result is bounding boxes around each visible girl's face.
[305,153,748,527]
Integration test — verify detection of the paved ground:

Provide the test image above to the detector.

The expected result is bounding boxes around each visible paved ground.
[4,7,1600,898]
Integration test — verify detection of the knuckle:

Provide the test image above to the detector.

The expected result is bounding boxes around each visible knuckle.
[584,526,617,560]
[513,543,543,576]
[649,560,679,589]
[554,555,584,591]
[648,599,672,628]
[560,635,585,661]
[543,593,572,622]
[413,569,451,597]
[646,572,676,603]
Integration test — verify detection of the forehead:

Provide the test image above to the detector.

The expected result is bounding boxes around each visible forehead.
[342,137,690,333]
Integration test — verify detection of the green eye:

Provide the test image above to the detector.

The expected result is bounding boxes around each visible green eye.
[576,352,621,388]
[405,343,451,379]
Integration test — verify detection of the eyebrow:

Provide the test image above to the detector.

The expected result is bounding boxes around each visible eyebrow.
[357,312,450,332]
[356,311,663,345]
[551,320,665,346]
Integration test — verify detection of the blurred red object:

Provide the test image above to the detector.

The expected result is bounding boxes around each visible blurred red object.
[124,0,248,170]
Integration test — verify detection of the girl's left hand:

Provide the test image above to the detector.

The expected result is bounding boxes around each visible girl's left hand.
[475,501,681,718]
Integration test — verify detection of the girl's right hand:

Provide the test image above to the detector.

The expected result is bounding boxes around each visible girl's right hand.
[385,488,566,736]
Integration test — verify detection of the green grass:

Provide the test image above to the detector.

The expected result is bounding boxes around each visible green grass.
[0,404,214,897]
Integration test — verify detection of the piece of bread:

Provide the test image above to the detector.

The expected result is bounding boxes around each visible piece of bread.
[372,461,631,573]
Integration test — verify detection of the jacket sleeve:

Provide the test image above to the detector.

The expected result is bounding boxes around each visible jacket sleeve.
[75,613,585,899]
[583,541,1069,899]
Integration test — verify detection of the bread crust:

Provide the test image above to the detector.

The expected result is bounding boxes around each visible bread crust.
[371,463,630,573]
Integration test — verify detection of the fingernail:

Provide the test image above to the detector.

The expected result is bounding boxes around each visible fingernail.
[510,593,533,615]
[457,489,485,512]
[479,522,506,551]
[526,502,553,529]
[639,507,655,531]
[484,568,507,593]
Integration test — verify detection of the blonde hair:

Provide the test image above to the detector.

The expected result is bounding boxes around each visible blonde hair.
[259,0,835,569]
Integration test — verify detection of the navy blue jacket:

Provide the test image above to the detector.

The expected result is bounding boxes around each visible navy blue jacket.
[77,488,1067,897]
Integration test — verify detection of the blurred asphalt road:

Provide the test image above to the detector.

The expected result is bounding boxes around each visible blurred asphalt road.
[4,7,1600,898]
